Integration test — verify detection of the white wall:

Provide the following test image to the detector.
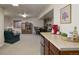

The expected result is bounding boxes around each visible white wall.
[4,17,13,28]
[54,4,79,34]
[53,4,68,33]
[13,17,44,27]
[0,8,4,47]
[4,17,44,34]
[22,18,44,33]
[25,18,43,27]
[39,5,55,25]
[40,4,79,34]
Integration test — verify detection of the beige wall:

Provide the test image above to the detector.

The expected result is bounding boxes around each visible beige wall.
[0,8,4,47]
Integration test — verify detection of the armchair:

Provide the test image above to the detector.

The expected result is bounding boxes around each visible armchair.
[4,30,20,44]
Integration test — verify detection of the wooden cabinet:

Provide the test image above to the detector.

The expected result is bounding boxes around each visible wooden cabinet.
[49,50,54,55]
[45,45,49,55]
[21,22,32,34]
[40,35,45,55]
[40,35,50,55]
[49,42,60,55]
[40,34,79,55]
[44,39,50,55]
[60,51,79,55]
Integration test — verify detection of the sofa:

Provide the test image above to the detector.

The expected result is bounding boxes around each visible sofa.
[4,30,20,44]
[34,26,48,34]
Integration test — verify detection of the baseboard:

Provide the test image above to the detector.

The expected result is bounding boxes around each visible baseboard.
[0,42,4,47]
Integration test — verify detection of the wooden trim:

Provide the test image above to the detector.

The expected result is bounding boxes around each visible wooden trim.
[60,51,79,55]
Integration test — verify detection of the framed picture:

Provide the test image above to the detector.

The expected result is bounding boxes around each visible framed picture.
[60,4,71,24]
[13,20,21,28]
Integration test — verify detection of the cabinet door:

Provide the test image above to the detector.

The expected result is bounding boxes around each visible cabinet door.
[40,36,45,55]
[50,42,59,55]
[45,45,49,55]
[49,50,54,55]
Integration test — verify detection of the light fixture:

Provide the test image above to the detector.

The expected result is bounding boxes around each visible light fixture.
[19,13,28,18]
[12,4,19,6]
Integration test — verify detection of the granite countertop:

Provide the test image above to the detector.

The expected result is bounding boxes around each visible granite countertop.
[41,32,79,51]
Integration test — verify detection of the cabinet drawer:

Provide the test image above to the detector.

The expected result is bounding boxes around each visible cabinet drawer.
[50,42,59,55]
[45,39,49,47]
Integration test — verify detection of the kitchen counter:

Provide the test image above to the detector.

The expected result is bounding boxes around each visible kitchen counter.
[41,32,79,51]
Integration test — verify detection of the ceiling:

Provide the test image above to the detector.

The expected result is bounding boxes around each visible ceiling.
[0,4,51,19]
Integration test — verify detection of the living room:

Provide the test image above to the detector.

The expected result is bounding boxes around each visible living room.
[1,0,79,59]
[0,3,79,55]
[0,4,52,54]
